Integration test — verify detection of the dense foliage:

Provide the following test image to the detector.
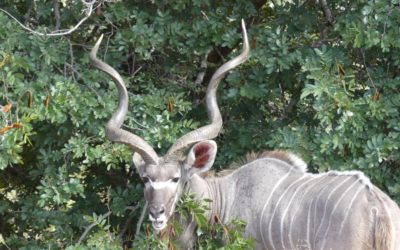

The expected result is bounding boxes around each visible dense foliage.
[1,0,399,248]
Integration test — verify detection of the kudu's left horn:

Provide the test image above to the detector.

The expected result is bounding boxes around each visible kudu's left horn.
[90,35,159,164]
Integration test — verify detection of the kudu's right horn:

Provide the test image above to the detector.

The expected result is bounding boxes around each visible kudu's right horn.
[166,19,250,156]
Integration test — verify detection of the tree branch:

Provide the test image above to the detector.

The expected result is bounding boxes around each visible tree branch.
[194,51,210,86]
[67,39,76,80]
[193,51,210,106]
[319,0,335,25]
[23,0,34,24]
[0,0,111,37]
[135,201,148,237]
[118,205,140,238]
[77,205,141,244]
[77,211,112,244]
[312,0,336,47]
[53,0,61,30]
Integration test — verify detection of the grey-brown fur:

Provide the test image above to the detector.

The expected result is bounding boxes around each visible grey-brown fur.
[185,154,400,249]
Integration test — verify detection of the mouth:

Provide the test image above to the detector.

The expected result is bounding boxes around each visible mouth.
[149,214,168,231]
[152,220,167,231]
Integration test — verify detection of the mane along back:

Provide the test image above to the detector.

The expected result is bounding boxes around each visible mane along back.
[260,151,307,172]
[203,150,307,178]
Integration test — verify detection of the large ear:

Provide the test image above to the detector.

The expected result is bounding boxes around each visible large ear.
[184,140,217,177]
[133,152,146,175]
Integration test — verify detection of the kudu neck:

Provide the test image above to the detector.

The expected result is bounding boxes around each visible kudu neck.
[185,174,231,224]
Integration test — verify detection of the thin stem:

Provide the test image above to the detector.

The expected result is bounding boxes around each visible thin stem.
[77,211,112,244]
[118,205,140,238]
[135,201,148,237]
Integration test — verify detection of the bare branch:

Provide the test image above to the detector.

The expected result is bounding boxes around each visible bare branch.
[118,205,140,238]
[53,0,61,30]
[0,235,12,250]
[77,211,112,244]
[135,201,148,237]
[214,47,226,63]
[193,51,210,106]
[194,51,210,86]
[67,39,76,80]
[359,49,377,90]
[319,0,335,25]
[23,0,34,24]
[312,0,336,47]
[0,0,107,37]
[77,205,139,244]
[131,66,142,77]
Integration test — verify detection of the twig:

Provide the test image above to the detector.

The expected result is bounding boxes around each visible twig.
[194,51,210,86]
[103,32,112,60]
[135,201,148,237]
[23,0,34,24]
[77,205,140,244]
[67,39,76,80]
[0,237,12,250]
[65,62,81,78]
[107,187,112,227]
[193,51,210,106]
[0,0,103,37]
[77,211,112,244]
[0,7,91,36]
[119,205,140,238]
[131,53,135,75]
[131,66,142,77]
[63,62,102,97]
[319,0,335,25]
[215,48,226,63]
[360,49,377,90]
[53,0,61,30]
[282,97,299,120]
[313,0,336,47]
[122,121,147,131]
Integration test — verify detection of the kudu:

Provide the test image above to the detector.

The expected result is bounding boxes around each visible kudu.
[90,21,400,249]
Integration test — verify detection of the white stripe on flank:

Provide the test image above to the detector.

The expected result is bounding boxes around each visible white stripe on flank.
[308,175,340,247]
[306,196,315,250]
[268,175,308,250]
[306,177,338,249]
[338,185,364,235]
[377,197,395,250]
[260,167,295,248]
[280,176,315,249]
[320,179,360,250]
[313,176,351,247]
[288,175,329,248]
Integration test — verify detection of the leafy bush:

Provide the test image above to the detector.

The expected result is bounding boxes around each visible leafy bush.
[0,0,399,249]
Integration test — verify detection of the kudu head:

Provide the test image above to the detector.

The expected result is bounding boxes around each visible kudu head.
[90,20,249,231]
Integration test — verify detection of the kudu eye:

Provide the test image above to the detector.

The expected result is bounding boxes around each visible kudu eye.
[172,177,180,183]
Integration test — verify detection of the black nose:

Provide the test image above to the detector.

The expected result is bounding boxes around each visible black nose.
[149,204,165,218]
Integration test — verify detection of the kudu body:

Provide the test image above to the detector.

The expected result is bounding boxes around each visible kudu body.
[90,21,400,249]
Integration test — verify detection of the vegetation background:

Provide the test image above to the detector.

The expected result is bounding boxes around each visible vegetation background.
[1,0,399,249]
